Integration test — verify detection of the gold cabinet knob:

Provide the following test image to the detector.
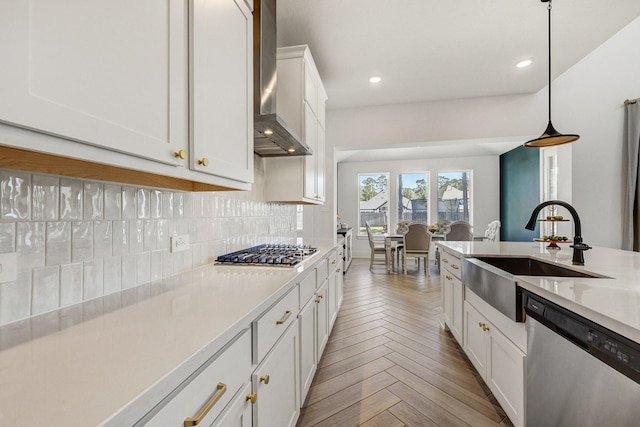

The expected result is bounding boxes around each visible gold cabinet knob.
[246,393,257,404]
[259,374,270,384]
[198,158,209,166]
[174,149,187,159]
[337,268,341,273]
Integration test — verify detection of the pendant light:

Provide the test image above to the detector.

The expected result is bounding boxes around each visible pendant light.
[524,0,579,148]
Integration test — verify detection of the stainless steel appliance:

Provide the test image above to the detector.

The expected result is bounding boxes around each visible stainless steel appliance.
[215,244,317,267]
[524,291,640,427]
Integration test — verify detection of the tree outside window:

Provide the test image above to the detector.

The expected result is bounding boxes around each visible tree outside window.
[358,173,389,235]
[438,171,472,222]
[398,173,429,224]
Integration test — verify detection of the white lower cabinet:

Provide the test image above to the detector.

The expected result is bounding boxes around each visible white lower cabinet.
[335,260,344,312]
[211,383,253,427]
[252,320,300,427]
[316,279,329,358]
[298,297,317,403]
[463,300,525,427]
[137,328,252,426]
[440,251,463,345]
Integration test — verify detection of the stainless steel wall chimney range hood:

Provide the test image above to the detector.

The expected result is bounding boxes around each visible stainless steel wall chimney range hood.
[253,0,312,157]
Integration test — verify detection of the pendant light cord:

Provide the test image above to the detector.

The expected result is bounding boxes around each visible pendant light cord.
[547,0,552,123]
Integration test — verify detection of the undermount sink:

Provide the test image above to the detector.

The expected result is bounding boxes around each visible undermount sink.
[461,256,605,322]
[474,256,604,278]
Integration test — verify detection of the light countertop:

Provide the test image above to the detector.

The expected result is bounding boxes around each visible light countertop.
[437,241,640,343]
[0,242,336,426]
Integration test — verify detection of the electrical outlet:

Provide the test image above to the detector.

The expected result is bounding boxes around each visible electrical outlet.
[0,252,17,283]
[170,235,190,253]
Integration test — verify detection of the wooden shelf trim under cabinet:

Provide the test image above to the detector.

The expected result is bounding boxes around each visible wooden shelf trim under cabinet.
[0,146,238,192]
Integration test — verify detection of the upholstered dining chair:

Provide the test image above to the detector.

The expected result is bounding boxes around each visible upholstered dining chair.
[402,222,431,275]
[483,220,501,242]
[445,221,473,241]
[365,222,395,271]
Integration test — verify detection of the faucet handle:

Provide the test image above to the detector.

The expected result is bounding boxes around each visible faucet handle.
[570,242,592,251]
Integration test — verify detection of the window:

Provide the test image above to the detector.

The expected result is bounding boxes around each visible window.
[358,173,389,236]
[438,171,472,223]
[398,172,429,224]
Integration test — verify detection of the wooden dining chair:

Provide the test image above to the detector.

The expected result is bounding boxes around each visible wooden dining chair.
[402,222,431,275]
[365,222,395,271]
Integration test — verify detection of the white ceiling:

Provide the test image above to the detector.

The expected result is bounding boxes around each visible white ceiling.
[276,0,640,160]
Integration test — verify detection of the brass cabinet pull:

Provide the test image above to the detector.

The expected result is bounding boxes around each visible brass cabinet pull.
[451,264,460,270]
[337,268,341,273]
[478,322,484,328]
[184,382,226,426]
[318,294,323,299]
[198,158,209,166]
[276,310,292,325]
[445,275,453,280]
[259,374,270,384]
[443,259,449,263]
[246,393,257,404]
[478,322,490,332]
[315,297,321,304]
[174,149,187,159]
[331,260,336,264]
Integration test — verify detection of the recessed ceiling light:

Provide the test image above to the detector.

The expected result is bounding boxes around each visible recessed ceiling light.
[369,76,381,83]
[287,148,295,153]
[263,129,273,136]
[515,58,534,69]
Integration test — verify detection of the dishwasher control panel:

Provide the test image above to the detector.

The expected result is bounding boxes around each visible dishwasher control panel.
[524,292,640,384]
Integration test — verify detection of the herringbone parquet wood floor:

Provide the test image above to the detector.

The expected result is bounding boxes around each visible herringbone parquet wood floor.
[296,258,515,427]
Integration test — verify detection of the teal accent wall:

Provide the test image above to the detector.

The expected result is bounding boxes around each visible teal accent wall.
[500,146,540,241]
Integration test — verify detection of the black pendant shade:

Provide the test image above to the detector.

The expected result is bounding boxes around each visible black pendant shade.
[524,0,579,148]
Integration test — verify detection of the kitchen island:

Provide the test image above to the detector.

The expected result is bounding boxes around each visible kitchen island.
[437,241,640,427]
[0,241,341,426]
[437,241,640,342]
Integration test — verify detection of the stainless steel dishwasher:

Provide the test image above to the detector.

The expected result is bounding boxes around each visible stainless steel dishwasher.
[523,291,640,427]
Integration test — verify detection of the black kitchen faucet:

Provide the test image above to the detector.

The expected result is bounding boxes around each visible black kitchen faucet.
[525,200,592,265]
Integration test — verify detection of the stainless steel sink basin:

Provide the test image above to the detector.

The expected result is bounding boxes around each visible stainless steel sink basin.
[474,256,603,278]
[461,256,604,322]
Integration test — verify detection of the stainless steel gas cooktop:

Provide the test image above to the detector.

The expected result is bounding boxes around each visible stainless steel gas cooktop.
[215,244,318,267]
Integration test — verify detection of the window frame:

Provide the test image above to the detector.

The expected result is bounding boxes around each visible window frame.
[357,172,390,237]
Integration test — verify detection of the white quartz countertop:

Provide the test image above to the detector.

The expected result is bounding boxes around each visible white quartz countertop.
[437,241,640,343]
[0,242,336,426]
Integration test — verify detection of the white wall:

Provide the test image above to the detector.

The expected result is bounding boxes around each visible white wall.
[324,16,640,250]
[338,156,500,258]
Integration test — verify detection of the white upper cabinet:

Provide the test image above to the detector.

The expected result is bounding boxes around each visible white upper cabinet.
[0,0,187,166]
[264,45,327,204]
[189,0,253,183]
[0,0,253,190]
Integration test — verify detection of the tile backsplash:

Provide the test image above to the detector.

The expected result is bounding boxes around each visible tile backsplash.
[0,168,296,326]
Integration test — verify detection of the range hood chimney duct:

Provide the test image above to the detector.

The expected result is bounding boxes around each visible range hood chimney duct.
[253,0,312,157]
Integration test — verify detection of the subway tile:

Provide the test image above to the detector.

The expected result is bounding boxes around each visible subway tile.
[182,192,193,218]
[121,187,137,220]
[129,220,144,254]
[16,222,45,269]
[0,171,31,220]
[137,188,151,219]
[93,221,113,259]
[112,220,129,256]
[103,184,122,220]
[173,192,184,218]
[151,190,162,219]
[0,271,31,325]
[103,256,122,295]
[162,192,174,219]
[143,219,157,252]
[0,222,15,253]
[150,250,163,282]
[121,254,137,289]
[136,252,150,285]
[83,259,103,300]
[60,262,83,307]
[71,221,93,262]
[32,174,59,221]
[83,182,104,220]
[60,178,83,220]
[32,266,60,315]
[157,219,169,252]
[45,222,71,266]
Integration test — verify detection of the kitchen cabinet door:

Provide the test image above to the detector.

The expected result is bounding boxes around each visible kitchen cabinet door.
[316,280,329,357]
[189,0,253,183]
[211,383,253,427]
[0,0,187,166]
[335,260,344,312]
[451,275,464,345]
[253,320,300,427]
[327,261,338,330]
[441,272,453,329]
[303,104,318,200]
[463,301,489,377]
[298,298,316,405]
